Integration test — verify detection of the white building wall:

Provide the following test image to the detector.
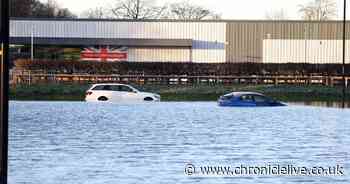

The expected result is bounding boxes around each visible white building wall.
[128,48,190,62]
[10,20,226,63]
[263,39,350,64]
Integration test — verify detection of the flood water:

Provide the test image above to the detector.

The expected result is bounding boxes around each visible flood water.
[9,101,350,184]
[289,101,350,108]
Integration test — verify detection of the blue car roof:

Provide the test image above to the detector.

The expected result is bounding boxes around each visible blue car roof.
[225,92,264,97]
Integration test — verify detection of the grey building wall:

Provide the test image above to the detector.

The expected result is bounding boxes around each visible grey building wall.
[9,18,350,63]
[226,21,350,63]
[10,19,226,63]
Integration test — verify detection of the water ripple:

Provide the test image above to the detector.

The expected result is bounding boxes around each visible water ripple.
[9,101,350,184]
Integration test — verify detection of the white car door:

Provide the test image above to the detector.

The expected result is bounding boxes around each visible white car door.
[119,85,141,102]
[91,85,115,101]
[108,85,124,102]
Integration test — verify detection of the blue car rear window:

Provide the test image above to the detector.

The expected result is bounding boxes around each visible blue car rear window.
[222,95,234,100]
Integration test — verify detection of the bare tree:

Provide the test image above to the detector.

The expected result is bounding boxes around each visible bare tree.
[44,0,76,18]
[10,0,75,18]
[46,0,58,17]
[111,0,167,19]
[298,0,337,20]
[81,7,110,19]
[265,9,288,20]
[168,1,221,20]
[10,0,32,17]
[56,8,76,18]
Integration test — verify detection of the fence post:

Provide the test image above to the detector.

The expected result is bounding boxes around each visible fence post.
[0,0,9,183]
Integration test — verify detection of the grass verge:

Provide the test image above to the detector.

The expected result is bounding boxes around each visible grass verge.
[10,83,350,102]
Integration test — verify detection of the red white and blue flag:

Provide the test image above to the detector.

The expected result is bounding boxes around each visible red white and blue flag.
[80,46,128,62]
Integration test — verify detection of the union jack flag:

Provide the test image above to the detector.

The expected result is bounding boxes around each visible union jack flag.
[80,46,128,62]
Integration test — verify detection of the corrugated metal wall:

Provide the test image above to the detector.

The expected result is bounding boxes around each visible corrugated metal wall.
[10,20,226,63]
[226,21,350,63]
[263,40,350,63]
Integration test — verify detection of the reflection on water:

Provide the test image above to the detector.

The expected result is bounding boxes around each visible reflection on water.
[9,102,350,184]
[289,101,350,108]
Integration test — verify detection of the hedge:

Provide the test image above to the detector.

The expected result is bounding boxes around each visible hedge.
[14,59,350,76]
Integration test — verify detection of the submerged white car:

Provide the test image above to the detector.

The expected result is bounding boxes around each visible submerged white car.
[85,83,160,102]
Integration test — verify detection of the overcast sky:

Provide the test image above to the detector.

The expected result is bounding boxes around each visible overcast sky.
[44,0,348,20]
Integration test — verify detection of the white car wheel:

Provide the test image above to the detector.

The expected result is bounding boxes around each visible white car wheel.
[144,97,154,101]
[98,96,109,101]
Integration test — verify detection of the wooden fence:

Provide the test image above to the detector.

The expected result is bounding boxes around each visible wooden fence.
[11,70,349,87]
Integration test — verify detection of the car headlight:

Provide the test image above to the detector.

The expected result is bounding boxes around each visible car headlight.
[154,94,161,99]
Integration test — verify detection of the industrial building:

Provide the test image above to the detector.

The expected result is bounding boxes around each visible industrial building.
[9,18,350,64]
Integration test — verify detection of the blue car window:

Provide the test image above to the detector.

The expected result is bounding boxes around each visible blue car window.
[253,95,268,103]
[240,95,254,102]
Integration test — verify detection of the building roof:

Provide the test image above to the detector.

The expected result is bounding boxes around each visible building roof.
[10,37,193,47]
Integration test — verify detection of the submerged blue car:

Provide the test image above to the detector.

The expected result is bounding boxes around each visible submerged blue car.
[218,92,286,107]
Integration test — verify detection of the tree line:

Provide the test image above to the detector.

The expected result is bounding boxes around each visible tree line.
[10,0,339,20]
[84,0,339,20]
[266,0,338,20]
[81,0,221,20]
[10,0,220,20]
[10,0,76,18]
